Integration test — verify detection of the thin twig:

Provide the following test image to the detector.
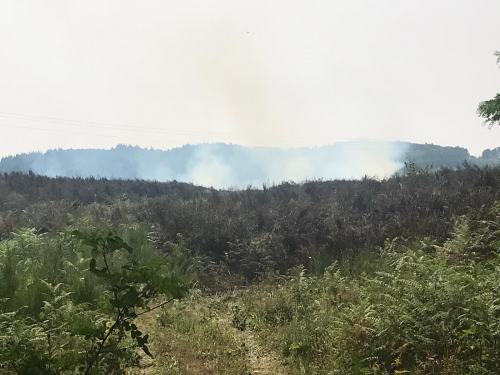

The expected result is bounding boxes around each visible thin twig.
[136,298,175,317]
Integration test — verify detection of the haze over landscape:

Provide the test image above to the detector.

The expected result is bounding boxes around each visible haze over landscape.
[0,142,412,188]
[2,142,500,188]
[1,0,500,184]
[5,2,500,374]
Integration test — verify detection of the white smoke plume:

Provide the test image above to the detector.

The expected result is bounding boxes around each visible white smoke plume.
[0,142,411,189]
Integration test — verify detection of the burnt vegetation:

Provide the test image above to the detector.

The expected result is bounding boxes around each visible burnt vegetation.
[1,162,500,287]
[5,162,500,373]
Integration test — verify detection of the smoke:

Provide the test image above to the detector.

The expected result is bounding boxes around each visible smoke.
[0,26,411,187]
[156,34,409,188]
[179,145,236,188]
[177,141,411,188]
[180,141,410,188]
[0,142,410,189]
[251,141,409,187]
[318,142,408,180]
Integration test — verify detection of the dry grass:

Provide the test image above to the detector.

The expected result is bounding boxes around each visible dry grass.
[128,294,249,375]
[126,292,288,375]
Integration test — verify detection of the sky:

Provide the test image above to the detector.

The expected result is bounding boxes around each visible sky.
[0,0,499,159]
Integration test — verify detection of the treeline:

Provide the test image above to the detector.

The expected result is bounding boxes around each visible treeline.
[404,143,498,168]
[2,163,500,287]
[1,142,498,186]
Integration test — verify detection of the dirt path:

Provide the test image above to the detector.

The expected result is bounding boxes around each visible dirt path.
[239,329,286,375]
[130,303,287,375]
[218,314,286,375]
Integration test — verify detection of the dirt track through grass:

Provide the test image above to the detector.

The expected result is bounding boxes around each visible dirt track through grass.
[239,329,285,375]
[129,301,286,375]
[218,314,286,375]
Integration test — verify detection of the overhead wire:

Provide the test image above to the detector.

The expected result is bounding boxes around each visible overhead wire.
[0,123,426,150]
[0,111,350,142]
[1,110,499,149]
[0,114,257,141]
[0,111,381,146]
[0,123,186,145]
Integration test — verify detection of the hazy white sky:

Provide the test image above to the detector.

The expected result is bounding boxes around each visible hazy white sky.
[0,0,499,158]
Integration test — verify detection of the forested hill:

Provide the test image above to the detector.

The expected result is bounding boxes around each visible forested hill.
[1,142,499,187]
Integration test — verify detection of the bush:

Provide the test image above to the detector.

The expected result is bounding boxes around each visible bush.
[0,226,186,374]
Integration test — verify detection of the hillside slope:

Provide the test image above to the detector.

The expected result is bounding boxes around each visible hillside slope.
[1,142,498,187]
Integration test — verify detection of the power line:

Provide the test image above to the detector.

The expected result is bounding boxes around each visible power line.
[0,123,398,151]
[1,110,499,146]
[0,113,253,141]
[0,111,348,142]
[3,122,496,152]
[0,122,327,146]
[0,123,185,145]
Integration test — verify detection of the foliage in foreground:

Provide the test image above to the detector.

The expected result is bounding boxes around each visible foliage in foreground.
[0,226,186,374]
[150,208,500,375]
[150,292,250,375]
[3,183,500,374]
[229,214,500,374]
[477,51,500,128]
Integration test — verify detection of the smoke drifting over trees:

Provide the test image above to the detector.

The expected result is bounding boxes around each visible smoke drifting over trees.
[0,141,498,188]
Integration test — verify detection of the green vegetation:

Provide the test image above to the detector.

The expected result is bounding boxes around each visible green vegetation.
[0,226,185,374]
[477,51,500,128]
[3,48,500,375]
[143,206,500,374]
[3,162,500,373]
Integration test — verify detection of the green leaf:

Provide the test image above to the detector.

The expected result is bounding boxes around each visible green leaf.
[289,342,302,350]
[463,326,476,335]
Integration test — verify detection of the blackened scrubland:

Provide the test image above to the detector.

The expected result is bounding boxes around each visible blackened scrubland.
[5,164,500,374]
[1,163,500,287]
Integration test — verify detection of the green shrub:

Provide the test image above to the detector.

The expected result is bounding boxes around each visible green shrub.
[0,226,186,374]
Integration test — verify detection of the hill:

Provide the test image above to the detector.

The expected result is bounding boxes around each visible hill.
[1,142,499,188]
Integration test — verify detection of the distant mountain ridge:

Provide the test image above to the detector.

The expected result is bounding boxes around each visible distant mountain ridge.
[0,142,499,188]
